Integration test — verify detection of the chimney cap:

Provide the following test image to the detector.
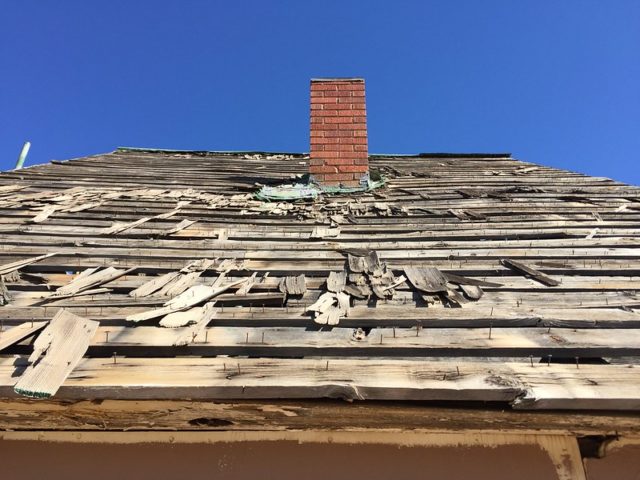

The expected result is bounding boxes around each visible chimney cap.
[310,77,364,82]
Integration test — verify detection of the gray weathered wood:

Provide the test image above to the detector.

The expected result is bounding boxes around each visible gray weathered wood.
[13,310,98,398]
[502,259,561,287]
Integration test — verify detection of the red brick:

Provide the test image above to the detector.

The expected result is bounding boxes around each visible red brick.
[324,116,352,124]
[309,165,338,174]
[312,109,338,117]
[319,151,340,158]
[311,96,338,104]
[324,130,353,137]
[310,79,368,185]
[337,144,355,151]
[314,123,339,130]
[323,102,352,110]
[324,173,355,182]
[325,158,354,166]
[337,109,362,116]
[324,143,354,152]
[316,137,339,144]
[311,83,338,91]
[338,165,368,173]
[323,90,352,97]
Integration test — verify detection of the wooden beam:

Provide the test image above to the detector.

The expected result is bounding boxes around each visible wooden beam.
[1,357,638,409]
[0,398,638,434]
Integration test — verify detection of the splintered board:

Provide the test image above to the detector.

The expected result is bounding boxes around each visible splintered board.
[0,150,639,411]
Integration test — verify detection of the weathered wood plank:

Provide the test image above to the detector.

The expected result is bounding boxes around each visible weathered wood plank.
[72,326,640,358]
[0,321,48,352]
[13,310,98,398]
[0,357,638,409]
[501,259,561,287]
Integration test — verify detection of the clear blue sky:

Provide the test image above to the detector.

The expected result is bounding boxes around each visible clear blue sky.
[1,1,639,184]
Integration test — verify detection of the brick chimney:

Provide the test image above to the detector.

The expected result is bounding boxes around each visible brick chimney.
[309,78,368,188]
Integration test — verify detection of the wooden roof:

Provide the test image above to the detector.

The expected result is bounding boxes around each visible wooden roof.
[0,148,639,410]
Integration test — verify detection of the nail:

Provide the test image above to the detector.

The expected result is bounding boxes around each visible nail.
[325,360,329,371]
[456,366,460,376]
[529,355,534,367]
[547,354,552,366]
[489,323,492,339]
[575,357,579,369]
[113,352,117,364]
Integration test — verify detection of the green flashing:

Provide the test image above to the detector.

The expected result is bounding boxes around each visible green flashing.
[255,176,386,202]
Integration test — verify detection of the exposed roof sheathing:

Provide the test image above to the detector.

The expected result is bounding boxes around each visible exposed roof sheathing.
[0,149,639,410]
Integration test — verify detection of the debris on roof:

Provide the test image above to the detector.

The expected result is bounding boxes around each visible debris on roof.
[0,148,638,416]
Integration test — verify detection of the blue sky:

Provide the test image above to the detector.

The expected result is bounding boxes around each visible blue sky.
[1,1,639,184]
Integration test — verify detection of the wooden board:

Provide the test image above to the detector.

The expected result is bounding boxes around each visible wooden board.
[13,310,98,398]
[0,149,639,412]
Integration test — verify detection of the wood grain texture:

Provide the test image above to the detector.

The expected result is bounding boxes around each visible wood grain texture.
[0,149,638,413]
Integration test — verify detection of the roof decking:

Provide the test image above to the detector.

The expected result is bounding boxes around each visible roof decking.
[0,148,639,410]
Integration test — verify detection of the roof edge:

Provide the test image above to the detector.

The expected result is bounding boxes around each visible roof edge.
[116,147,512,159]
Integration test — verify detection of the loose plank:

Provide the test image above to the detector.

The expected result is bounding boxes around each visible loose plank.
[13,310,98,398]
[1,357,638,409]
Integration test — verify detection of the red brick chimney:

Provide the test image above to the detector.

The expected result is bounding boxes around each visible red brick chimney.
[309,78,368,188]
